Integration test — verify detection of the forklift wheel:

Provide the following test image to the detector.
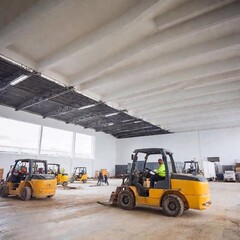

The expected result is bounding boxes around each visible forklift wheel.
[62,181,68,187]
[117,190,135,210]
[162,194,184,217]
[20,186,32,201]
[0,185,9,198]
[82,179,87,183]
[69,177,74,183]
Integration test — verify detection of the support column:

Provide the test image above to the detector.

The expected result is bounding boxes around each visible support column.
[91,136,96,178]
[37,125,43,158]
[70,132,76,174]
[197,130,203,170]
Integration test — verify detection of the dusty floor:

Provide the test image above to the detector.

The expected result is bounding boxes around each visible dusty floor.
[0,179,239,240]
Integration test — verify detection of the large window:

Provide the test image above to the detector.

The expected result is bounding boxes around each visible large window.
[0,117,40,154]
[75,133,93,158]
[40,127,73,157]
[0,117,94,158]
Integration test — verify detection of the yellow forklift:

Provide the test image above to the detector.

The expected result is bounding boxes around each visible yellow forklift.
[0,159,57,200]
[182,160,203,176]
[99,148,211,217]
[69,167,88,183]
[48,163,69,187]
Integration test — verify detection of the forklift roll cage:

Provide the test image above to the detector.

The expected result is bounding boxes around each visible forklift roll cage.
[10,159,48,181]
[130,148,176,189]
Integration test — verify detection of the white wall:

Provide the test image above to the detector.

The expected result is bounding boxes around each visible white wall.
[199,127,240,165]
[116,127,240,166]
[1,105,240,179]
[0,105,116,178]
[94,133,116,177]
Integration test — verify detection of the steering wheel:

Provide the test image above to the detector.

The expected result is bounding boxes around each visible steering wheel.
[138,168,150,178]
[19,171,28,176]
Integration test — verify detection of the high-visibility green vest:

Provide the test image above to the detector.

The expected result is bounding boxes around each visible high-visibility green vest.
[157,164,166,177]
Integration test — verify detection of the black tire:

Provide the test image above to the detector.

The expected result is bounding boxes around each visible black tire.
[20,186,32,201]
[82,179,87,183]
[69,177,74,183]
[162,194,184,217]
[62,181,68,187]
[117,190,135,210]
[0,185,9,198]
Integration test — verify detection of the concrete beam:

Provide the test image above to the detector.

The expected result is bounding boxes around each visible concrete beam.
[0,0,60,50]
[38,0,172,71]
[127,80,240,112]
[103,57,240,102]
[154,108,240,126]
[0,49,38,70]
[71,1,240,87]
[147,99,240,120]
[120,70,240,108]
[41,69,69,86]
[154,0,235,31]
[169,119,240,132]
[164,114,240,130]
[85,33,240,92]
[135,90,240,115]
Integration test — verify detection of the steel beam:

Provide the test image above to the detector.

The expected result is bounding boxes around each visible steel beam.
[95,118,139,132]
[15,86,74,111]
[114,128,169,138]
[0,71,25,92]
[43,102,99,118]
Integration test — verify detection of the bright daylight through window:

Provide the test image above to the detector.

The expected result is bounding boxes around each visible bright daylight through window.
[0,117,40,154]
[75,133,93,159]
[41,126,73,157]
[0,117,94,158]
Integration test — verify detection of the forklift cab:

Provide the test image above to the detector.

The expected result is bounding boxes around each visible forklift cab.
[48,163,69,187]
[69,167,88,183]
[129,148,175,196]
[182,160,202,176]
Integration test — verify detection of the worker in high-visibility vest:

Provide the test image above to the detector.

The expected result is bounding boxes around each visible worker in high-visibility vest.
[150,159,166,188]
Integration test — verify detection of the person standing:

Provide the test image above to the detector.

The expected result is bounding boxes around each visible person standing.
[104,170,109,185]
[97,171,103,186]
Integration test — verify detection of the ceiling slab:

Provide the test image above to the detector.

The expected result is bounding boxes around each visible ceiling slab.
[0,0,240,134]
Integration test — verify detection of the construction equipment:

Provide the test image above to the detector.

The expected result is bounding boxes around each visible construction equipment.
[69,167,87,183]
[48,163,69,187]
[182,160,203,176]
[99,148,211,217]
[0,159,57,200]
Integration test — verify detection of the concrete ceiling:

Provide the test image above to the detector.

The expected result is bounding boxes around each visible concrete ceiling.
[1,0,240,133]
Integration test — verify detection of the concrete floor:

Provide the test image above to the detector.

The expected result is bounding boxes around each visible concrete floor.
[0,179,239,240]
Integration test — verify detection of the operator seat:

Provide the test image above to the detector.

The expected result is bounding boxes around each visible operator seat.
[131,176,144,196]
[154,178,169,189]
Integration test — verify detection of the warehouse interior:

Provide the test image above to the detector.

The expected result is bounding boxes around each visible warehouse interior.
[0,0,240,239]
